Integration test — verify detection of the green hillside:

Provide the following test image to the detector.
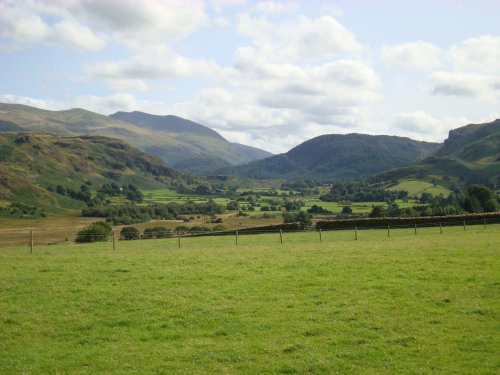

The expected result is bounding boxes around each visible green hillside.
[221,134,439,180]
[109,111,272,173]
[377,119,500,184]
[0,132,191,209]
[0,104,272,175]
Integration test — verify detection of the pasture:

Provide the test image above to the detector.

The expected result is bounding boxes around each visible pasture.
[388,179,452,198]
[0,225,499,373]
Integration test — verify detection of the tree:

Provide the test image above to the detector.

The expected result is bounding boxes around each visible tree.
[462,184,499,212]
[369,205,387,218]
[282,211,312,229]
[75,221,112,243]
[307,205,332,214]
[341,206,352,214]
[120,226,140,240]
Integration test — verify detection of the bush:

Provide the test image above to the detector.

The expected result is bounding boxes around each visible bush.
[282,211,312,229]
[144,226,173,239]
[120,226,140,240]
[212,224,227,231]
[75,221,112,243]
[342,206,353,214]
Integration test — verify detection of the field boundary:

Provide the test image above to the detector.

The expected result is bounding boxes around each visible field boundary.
[2,212,499,249]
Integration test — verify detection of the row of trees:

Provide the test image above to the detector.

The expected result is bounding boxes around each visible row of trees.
[320,181,408,202]
[82,200,225,225]
[368,184,499,217]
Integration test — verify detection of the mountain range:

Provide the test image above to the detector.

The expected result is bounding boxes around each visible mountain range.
[376,119,500,183]
[0,132,194,209]
[218,134,440,180]
[0,103,272,175]
[0,102,498,189]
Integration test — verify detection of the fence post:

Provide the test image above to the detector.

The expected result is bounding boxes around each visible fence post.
[387,225,390,237]
[279,229,283,244]
[463,220,466,230]
[178,234,181,248]
[235,230,238,246]
[319,228,322,243]
[354,226,358,241]
[414,223,417,236]
[30,230,33,254]
[483,218,486,230]
[439,222,443,234]
[112,231,116,251]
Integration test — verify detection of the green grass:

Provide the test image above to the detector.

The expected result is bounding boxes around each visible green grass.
[388,179,452,198]
[1,226,499,374]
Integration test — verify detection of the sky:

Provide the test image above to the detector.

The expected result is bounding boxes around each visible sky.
[1,0,500,153]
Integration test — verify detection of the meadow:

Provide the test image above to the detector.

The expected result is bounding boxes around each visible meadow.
[1,225,498,374]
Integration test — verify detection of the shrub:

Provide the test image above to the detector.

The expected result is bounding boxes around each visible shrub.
[342,206,353,214]
[75,221,112,243]
[120,226,140,240]
[282,211,312,229]
[144,226,173,239]
[212,224,227,231]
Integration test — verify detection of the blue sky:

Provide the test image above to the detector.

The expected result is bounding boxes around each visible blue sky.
[1,0,499,153]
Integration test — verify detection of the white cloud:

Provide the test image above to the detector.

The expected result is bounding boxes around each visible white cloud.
[392,111,471,142]
[432,71,500,101]
[236,14,361,62]
[0,94,67,111]
[254,1,299,14]
[450,35,500,74]
[50,20,105,52]
[75,0,208,45]
[380,41,442,70]
[0,1,105,52]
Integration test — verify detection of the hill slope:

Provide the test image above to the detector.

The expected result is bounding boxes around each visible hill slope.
[377,119,500,183]
[0,104,272,175]
[0,132,191,208]
[220,134,439,180]
[109,111,272,173]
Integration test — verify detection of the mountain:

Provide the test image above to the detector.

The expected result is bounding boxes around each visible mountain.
[231,142,273,161]
[109,111,272,173]
[0,132,192,208]
[0,104,272,175]
[219,134,439,180]
[376,119,500,183]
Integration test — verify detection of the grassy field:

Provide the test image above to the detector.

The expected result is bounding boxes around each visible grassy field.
[388,179,452,197]
[1,225,499,374]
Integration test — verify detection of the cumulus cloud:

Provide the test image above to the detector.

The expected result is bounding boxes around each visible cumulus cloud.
[236,14,361,62]
[0,1,105,52]
[0,94,67,111]
[75,0,208,45]
[380,41,442,70]
[392,111,471,142]
[450,35,500,74]
[86,50,217,81]
[432,71,500,101]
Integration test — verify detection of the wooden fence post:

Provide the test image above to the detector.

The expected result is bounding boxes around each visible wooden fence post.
[235,230,238,246]
[30,230,33,254]
[319,229,322,243]
[463,220,466,230]
[414,223,417,236]
[178,234,181,248]
[354,226,358,241]
[112,231,116,251]
[483,218,486,230]
[439,222,443,234]
[279,229,283,244]
[387,225,390,237]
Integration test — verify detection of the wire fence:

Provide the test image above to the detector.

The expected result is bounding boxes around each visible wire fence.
[1,216,499,251]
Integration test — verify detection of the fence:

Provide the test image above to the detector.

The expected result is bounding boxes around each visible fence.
[1,212,499,251]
